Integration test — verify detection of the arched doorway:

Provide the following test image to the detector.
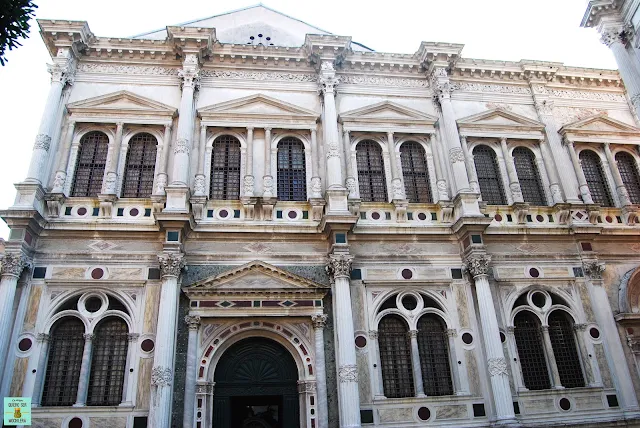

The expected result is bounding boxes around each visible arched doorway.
[213,337,300,428]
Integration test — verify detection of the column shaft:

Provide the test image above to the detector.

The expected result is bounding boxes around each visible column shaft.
[538,139,564,204]
[154,124,172,195]
[310,127,322,198]
[430,134,450,201]
[566,140,594,204]
[193,124,207,196]
[263,128,274,197]
[172,83,195,186]
[313,316,329,428]
[183,316,200,428]
[121,334,138,405]
[31,335,50,406]
[447,330,464,394]
[604,143,631,206]
[500,137,524,203]
[387,132,404,200]
[541,326,563,388]
[51,121,76,193]
[0,254,27,386]
[319,63,344,189]
[409,331,425,396]
[460,135,479,193]
[439,96,471,194]
[74,335,94,406]
[244,127,254,196]
[102,122,124,194]
[608,38,640,114]
[343,130,356,197]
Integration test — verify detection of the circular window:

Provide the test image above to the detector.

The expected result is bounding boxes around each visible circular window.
[219,209,229,218]
[417,212,427,221]
[628,328,635,335]
[130,208,139,217]
[85,296,102,313]
[500,332,506,343]
[605,215,613,223]
[529,268,540,278]
[531,292,546,308]
[141,339,155,352]
[402,295,418,311]
[355,335,367,349]
[462,332,473,345]
[371,212,381,220]
[69,417,83,428]
[590,327,600,339]
[494,214,503,221]
[536,214,544,222]
[417,407,431,421]
[559,397,571,411]
[18,338,32,352]
[288,210,297,219]
[91,268,104,280]
[401,269,413,279]
[77,207,87,216]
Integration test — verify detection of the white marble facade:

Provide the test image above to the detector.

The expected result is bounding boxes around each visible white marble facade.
[3,4,640,428]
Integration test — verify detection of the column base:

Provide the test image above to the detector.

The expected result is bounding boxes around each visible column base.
[392,199,408,222]
[453,192,482,218]
[309,198,326,221]
[261,197,277,221]
[190,195,206,220]
[163,185,191,213]
[492,417,520,427]
[72,403,86,407]
[11,182,45,215]
[241,196,258,220]
[324,188,350,216]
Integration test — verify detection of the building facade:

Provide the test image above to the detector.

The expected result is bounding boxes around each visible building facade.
[2,4,640,428]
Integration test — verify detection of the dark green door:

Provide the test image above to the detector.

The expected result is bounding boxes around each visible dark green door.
[213,337,300,428]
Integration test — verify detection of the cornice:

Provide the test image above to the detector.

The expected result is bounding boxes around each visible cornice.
[581,0,622,28]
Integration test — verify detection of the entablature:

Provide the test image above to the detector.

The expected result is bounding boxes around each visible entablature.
[457,108,545,140]
[559,113,640,145]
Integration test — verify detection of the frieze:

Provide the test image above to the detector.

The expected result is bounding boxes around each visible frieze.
[201,69,317,82]
[456,82,532,95]
[77,63,180,76]
[339,74,429,88]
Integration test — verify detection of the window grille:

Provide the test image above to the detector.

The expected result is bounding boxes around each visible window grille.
[513,147,546,206]
[400,142,432,203]
[87,317,129,406]
[356,140,388,202]
[121,133,157,198]
[41,317,85,406]
[548,311,585,388]
[616,152,640,204]
[580,150,613,207]
[277,137,307,201]
[71,131,109,197]
[473,145,506,205]
[210,135,241,200]
[514,311,551,390]
[416,314,453,396]
[378,315,414,398]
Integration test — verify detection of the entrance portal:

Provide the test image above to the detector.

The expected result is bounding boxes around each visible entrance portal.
[213,337,300,428]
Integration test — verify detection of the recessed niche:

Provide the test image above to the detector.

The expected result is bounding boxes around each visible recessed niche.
[401,269,413,279]
[417,407,431,421]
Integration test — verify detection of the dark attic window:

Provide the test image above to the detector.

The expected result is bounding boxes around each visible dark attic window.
[247,34,274,46]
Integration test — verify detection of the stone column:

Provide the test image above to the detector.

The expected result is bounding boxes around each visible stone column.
[386,132,405,200]
[538,138,564,204]
[102,122,124,195]
[318,62,344,190]
[244,127,254,197]
[446,329,464,395]
[193,125,207,197]
[312,314,329,428]
[171,54,199,187]
[565,139,594,204]
[370,330,385,398]
[26,48,75,184]
[51,120,76,193]
[430,134,450,201]
[74,333,94,406]
[31,333,50,406]
[408,330,425,396]
[460,135,480,193]
[120,333,139,406]
[0,253,29,386]
[263,127,274,197]
[154,124,172,196]
[463,254,517,424]
[505,327,527,391]
[573,323,598,387]
[326,254,361,428]
[149,253,186,428]
[183,315,201,428]
[499,137,524,203]
[343,129,357,198]
[601,27,640,115]
[310,127,323,198]
[540,326,563,388]
[604,142,632,206]
[583,261,640,414]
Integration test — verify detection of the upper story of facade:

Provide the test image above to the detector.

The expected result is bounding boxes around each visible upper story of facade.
[3,4,640,244]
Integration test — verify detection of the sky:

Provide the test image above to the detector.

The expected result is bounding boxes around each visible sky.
[0,0,617,239]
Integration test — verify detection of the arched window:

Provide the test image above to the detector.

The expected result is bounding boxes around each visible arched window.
[616,152,640,204]
[580,150,613,207]
[210,135,241,200]
[378,315,414,398]
[473,145,506,205]
[41,317,85,406]
[121,133,157,198]
[416,314,453,396]
[277,137,307,201]
[513,147,546,206]
[400,142,432,203]
[514,311,551,390]
[87,317,129,406]
[71,131,109,197]
[356,140,388,202]
[548,311,585,388]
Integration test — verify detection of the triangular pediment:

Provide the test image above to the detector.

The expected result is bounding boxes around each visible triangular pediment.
[67,91,177,117]
[199,94,318,119]
[560,114,640,135]
[457,108,544,129]
[184,260,327,292]
[340,101,438,123]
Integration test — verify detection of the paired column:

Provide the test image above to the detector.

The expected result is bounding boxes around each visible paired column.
[386,132,405,200]
[183,315,201,428]
[149,253,186,428]
[154,124,173,195]
[193,125,207,197]
[327,254,361,428]
[263,127,274,197]
[51,120,76,193]
[244,127,255,197]
[604,143,632,206]
[565,139,594,204]
[583,261,640,414]
[101,122,124,195]
[601,27,640,116]
[463,254,517,424]
[538,138,564,204]
[312,314,329,428]
[310,127,323,198]
[408,330,425,396]
[26,48,75,184]
[459,135,480,194]
[0,253,29,386]
[499,137,524,203]
[74,333,94,406]
[318,62,345,190]
[430,134,450,201]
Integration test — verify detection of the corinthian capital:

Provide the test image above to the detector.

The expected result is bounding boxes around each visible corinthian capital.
[429,66,456,101]
[318,61,339,95]
[185,315,201,330]
[179,54,200,90]
[311,314,328,329]
[326,254,353,279]
[158,253,186,278]
[47,51,76,86]
[600,26,631,47]
[583,261,605,280]
[1,253,30,278]
[463,254,491,278]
